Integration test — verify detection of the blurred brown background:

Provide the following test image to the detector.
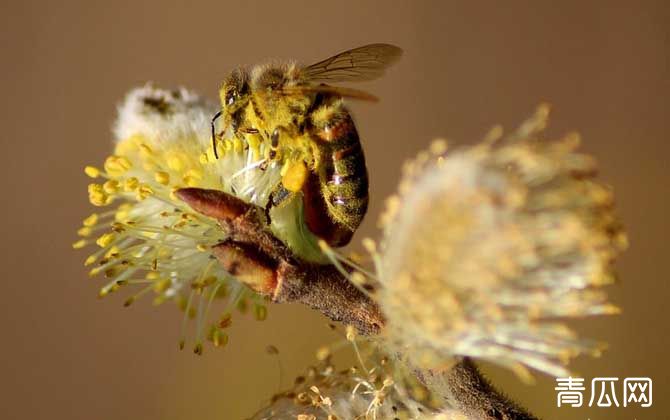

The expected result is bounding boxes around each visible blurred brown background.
[1,1,667,419]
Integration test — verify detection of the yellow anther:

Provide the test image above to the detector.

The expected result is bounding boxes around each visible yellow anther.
[116,156,132,170]
[104,156,130,175]
[88,183,103,194]
[84,255,96,266]
[83,213,99,227]
[124,177,139,191]
[182,175,199,187]
[361,237,377,254]
[153,278,171,293]
[154,171,170,185]
[114,136,140,155]
[115,209,130,222]
[218,313,232,329]
[212,330,229,347]
[169,187,179,201]
[77,226,92,237]
[84,166,101,178]
[88,184,108,206]
[89,194,107,206]
[104,246,120,258]
[136,184,154,200]
[96,232,116,248]
[166,153,184,172]
[139,143,153,157]
[72,239,87,249]
[103,180,120,194]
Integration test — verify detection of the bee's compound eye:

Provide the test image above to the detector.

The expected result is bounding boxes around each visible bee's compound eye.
[226,91,236,106]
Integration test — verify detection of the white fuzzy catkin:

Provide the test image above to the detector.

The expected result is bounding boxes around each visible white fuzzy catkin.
[378,106,627,377]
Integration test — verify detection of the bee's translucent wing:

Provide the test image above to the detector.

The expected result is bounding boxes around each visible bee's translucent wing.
[281,85,379,102]
[301,43,403,83]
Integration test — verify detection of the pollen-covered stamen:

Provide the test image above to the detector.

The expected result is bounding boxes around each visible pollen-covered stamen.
[378,106,627,378]
[317,239,379,296]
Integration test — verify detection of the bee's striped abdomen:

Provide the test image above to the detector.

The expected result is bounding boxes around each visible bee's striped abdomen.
[304,109,369,247]
[325,119,368,228]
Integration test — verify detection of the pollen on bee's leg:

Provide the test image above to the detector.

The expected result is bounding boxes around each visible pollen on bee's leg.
[175,187,250,221]
[280,160,308,192]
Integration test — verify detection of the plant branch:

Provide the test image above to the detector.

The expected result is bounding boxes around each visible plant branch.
[176,187,537,420]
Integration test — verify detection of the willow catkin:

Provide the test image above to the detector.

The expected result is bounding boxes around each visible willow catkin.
[378,106,627,377]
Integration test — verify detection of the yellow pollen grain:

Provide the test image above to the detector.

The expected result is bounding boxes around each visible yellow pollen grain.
[196,244,209,252]
[72,239,87,249]
[96,232,116,248]
[84,255,96,266]
[84,166,101,178]
[199,153,209,165]
[154,171,170,185]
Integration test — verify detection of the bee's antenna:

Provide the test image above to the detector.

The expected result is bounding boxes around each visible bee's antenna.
[211,110,222,159]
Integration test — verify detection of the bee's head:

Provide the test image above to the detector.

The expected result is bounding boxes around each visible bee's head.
[220,68,250,113]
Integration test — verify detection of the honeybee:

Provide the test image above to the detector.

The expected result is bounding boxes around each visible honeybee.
[212,43,402,247]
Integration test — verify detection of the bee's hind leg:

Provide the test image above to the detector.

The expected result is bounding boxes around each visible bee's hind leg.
[264,183,292,225]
